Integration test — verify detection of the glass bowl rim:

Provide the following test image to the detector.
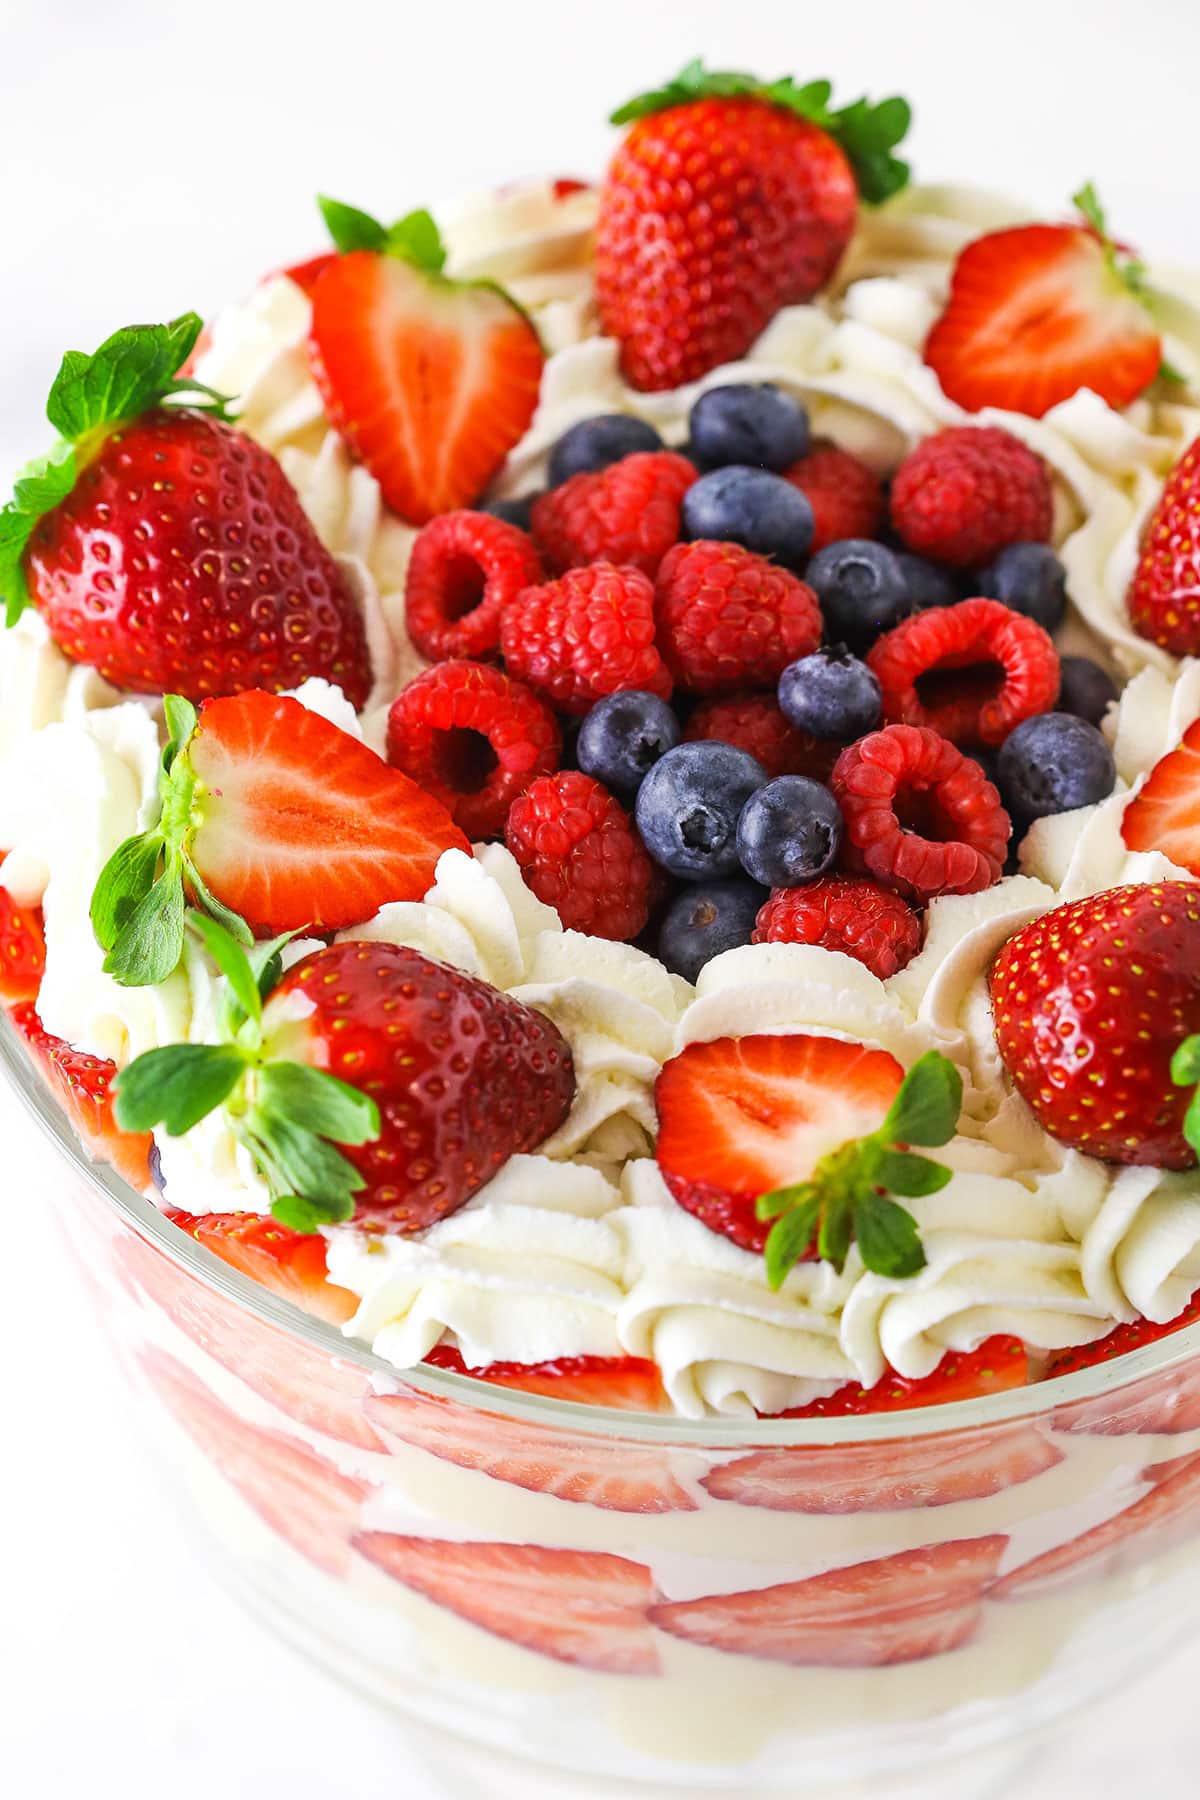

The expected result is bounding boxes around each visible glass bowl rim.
[9,1004,1200,1447]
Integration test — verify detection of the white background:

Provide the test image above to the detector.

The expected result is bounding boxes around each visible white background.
[4,1,1200,1794]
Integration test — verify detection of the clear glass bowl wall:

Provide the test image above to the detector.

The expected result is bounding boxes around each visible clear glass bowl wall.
[8,1008,1200,1800]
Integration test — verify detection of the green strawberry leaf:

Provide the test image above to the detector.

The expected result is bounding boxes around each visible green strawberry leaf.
[113,1042,247,1136]
[239,1108,366,1215]
[270,1191,356,1233]
[186,909,264,1026]
[318,195,391,255]
[90,831,165,953]
[1185,1089,1200,1161]
[318,196,448,275]
[0,441,79,625]
[162,694,198,773]
[248,932,296,1002]
[853,1193,927,1280]
[257,1062,380,1145]
[816,1190,854,1271]
[101,854,187,987]
[385,209,447,274]
[46,315,205,441]
[763,1190,822,1290]
[1171,1034,1200,1086]
[873,1147,954,1198]
[880,1051,963,1147]
[183,860,254,946]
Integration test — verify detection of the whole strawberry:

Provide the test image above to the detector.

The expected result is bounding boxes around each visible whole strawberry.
[2,315,369,704]
[596,63,911,391]
[116,930,576,1234]
[989,882,1200,1169]
[1129,436,1200,656]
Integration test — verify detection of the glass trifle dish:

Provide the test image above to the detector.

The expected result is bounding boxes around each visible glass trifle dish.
[6,57,1200,1799]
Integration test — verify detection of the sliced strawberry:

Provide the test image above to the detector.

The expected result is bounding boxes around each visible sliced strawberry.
[1121,718,1200,877]
[166,1210,359,1326]
[141,1349,372,1577]
[924,216,1161,419]
[650,1536,1008,1668]
[366,1386,696,1513]
[184,691,469,935]
[354,1534,660,1674]
[654,1033,905,1253]
[281,251,338,296]
[776,1337,1031,1416]
[0,868,45,1002]
[994,1455,1200,1600]
[424,1346,671,1411]
[12,1001,153,1190]
[705,1422,1060,1514]
[1047,1296,1200,1436]
[1145,1450,1200,1486]
[120,1229,384,1451]
[309,248,544,526]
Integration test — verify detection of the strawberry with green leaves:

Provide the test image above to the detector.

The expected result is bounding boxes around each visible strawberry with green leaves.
[596,61,911,391]
[91,689,467,985]
[114,915,575,1234]
[654,1033,963,1283]
[307,199,544,524]
[1,317,369,703]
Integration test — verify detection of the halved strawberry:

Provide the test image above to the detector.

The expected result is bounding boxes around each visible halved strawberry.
[120,1229,384,1451]
[12,1001,153,1190]
[705,1422,1060,1514]
[308,201,544,525]
[650,1536,1008,1668]
[0,871,45,1002]
[1047,1292,1200,1436]
[778,1337,1030,1416]
[424,1346,671,1412]
[280,251,338,296]
[654,1033,905,1253]
[366,1385,696,1513]
[166,1210,359,1326]
[924,190,1161,419]
[354,1534,660,1674]
[994,1454,1200,1600]
[141,1348,372,1577]
[1121,718,1200,876]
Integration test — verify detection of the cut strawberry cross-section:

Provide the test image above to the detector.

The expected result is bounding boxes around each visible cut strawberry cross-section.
[353,1534,660,1675]
[166,1209,359,1326]
[423,1347,671,1412]
[141,1348,373,1577]
[1121,717,1200,877]
[11,1001,153,1190]
[0,870,45,1002]
[650,1535,1008,1668]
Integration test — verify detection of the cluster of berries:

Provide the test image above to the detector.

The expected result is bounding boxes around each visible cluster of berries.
[386,382,1118,983]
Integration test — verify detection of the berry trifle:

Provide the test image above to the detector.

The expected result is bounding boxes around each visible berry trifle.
[6,59,1200,1796]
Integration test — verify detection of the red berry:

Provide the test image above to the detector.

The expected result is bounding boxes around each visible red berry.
[386,661,561,840]
[867,597,1061,748]
[989,882,1200,1169]
[505,771,655,942]
[831,724,1011,902]
[405,510,543,663]
[13,1002,153,1190]
[500,562,672,716]
[530,451,695,578]
[1121,716,1200,874]
[682,693,837,781]
[1129,436,1200,656]
[753,876,922,978]
[0,876,46,1002]
[889,427,1053,570]
[783,443,883,554]
[165,1211,358,1325]
[655,540,822,695]
[27,410,370,705]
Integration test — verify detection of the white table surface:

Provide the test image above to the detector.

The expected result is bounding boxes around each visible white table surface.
[5,1,1200,1793]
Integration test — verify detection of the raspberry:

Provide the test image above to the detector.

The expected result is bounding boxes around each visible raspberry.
[831,724,1011,902]
[867,597,1060,748]
[655,540,822,695]
[889,427,1053,569]
[753,875,922,978]
[385,660,560,841]
[405,510,543,662]
[681,693,837,781]
[505,770,656,941]
[530,450,696,577]
[783,442,883,554]
[500,562,672,716]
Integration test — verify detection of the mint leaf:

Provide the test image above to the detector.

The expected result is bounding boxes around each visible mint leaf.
[0,441,77,625]
[101,855,187,986]
[764,1192,821,1290]
[880,1051,962,1147]
[271,1191,356,1233]
[1171,1035,1200,1087]
[258,1062,380,1145]
[91,831,164,953]
[114,1042,246,1135]
[854,1193,926,1279]
[873,1148,953,1199]
[318,195,390,255]
[46,315,204,440]
[186,909,263,1026]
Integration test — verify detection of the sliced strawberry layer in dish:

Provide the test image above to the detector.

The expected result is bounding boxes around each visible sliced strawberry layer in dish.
[424,1346,671,1411]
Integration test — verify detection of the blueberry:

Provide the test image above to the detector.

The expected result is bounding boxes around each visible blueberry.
[681,466,814,571]
[547,415,663,486]
[806,538,911,649]
[896,551,960,612]
[736,776,842,888]
[635,741,767,879]
[979,543,1067,634]
[480,492,540,531]
[576,690,681,797]
[997,713,1116,821]
[688,383,810,472]
[778,647,882,742]
[657,877,767,983]
[1057,655,1119,727]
